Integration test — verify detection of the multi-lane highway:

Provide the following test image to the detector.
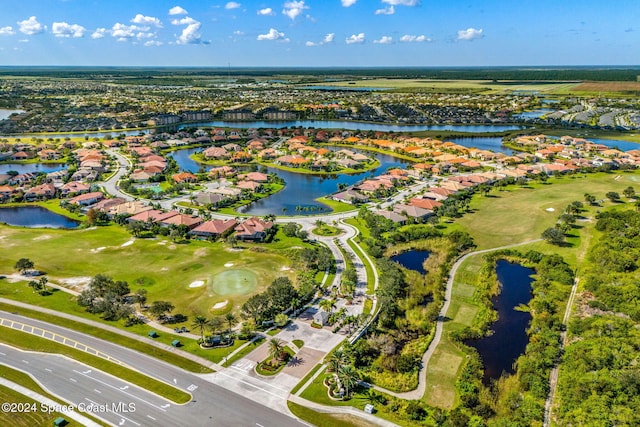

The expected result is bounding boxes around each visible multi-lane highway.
[0,311,305,427]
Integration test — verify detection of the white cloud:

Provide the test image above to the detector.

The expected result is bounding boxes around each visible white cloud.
[169,6,188,15]
[0,26,15,36]
[382,0,419,5]
[374,36,393,44]
[457,27,483,41]
[171,17,197,25]
[375,6,394,15]
[306,33,335,47]
[341,0,357,6]
[111,23,137,40]
[233,30,245,35]
[144,40,163,46]
[52,22,86,38]
[91,28,106,39]
[257,28,289,42]
[257,7,275,16]
[346,33,365,44]
[400,34,429,42]
[225,1,241,9]
[17,16,44,35]
[175,18,203,44]
[131,14,162,28]
[282,1,308,20]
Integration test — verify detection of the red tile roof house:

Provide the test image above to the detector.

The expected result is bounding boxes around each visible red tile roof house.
[243,172,269,182]
[190,219,238,240]
[24,183,57,201]
[172,172,198,184]
[127,209,179,224]
[159,213,202,229]
[409,198,443,210]
[0,185,16,201]
[235,217,274,241]
[236,180,262,191]
[60,181,91,197]
[68,191,104,207]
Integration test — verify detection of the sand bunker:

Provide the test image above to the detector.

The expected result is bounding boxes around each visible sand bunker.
[33,235,51,241]
[121,240,134,247]
[224,262,234,267]
[58,277,92,288]
[189,280,205,288]
[545,208,555,212]
[212,300,228,310]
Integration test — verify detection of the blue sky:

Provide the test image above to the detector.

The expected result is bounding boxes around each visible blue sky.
[0,0,638,67]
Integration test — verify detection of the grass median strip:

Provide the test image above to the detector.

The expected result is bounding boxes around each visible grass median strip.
[0,365,107,426]
[287,401,378,427]
[0,302,213,373]
[0,326,191,404]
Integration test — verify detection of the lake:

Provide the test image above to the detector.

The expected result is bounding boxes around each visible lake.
[0,206,80,229]
[0,109,24,121]
[466,260,533,383]
[179,121,523,133]
[169,147,411,215]
[0,163,67,175]
[390,250,431,274]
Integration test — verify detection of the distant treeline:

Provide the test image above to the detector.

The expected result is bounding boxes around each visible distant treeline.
[1,66,639,82]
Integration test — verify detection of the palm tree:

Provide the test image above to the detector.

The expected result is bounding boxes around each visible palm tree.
[268,338,285,362]
[192,315,209,342]
[327,349,349,373]
[319,298,336,315]
[224,312,238,335]
[208,316,225,337]
[338,365,360,399]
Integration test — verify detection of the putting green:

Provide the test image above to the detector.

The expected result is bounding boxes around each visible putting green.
[211,269,258,295]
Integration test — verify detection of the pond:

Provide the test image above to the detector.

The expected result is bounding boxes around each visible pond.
[466,260,533,383]
[390,250,431,274]
[169,147,412,216]
[0,206,80,229]
[0,163,67,175]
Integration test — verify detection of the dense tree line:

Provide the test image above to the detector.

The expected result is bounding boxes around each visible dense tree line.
[556,209,640,425]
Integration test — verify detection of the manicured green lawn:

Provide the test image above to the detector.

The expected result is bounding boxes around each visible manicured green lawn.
[0,326,191,404]
[315,197,358,214]
[0,224,295,317]
[313,225,342,236]
[446,171,639,249]
[0,365,106,426]
[287,401,379,427]
[0,300,212,372]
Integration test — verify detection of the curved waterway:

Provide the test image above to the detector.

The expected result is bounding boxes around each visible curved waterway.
[0,163,66,175]
[0,206,80,229]
[180,120,523,133]
[169,147,411,215]
[466,260,533,383]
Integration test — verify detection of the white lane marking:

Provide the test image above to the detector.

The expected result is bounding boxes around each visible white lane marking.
[0,352,6,356]
[73,370,170,412]
[160,404,170,409]
[86,398,140,427]
[69,378,77,383]
[44,368,52,372]
[147,415,156,421]
[94,389,102,394]
[186,384,198,392]
[21,359,29,364]
[120,385,129,390]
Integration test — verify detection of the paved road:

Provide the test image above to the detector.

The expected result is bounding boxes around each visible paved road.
[0,311,304,427]
[101,150,134,201]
